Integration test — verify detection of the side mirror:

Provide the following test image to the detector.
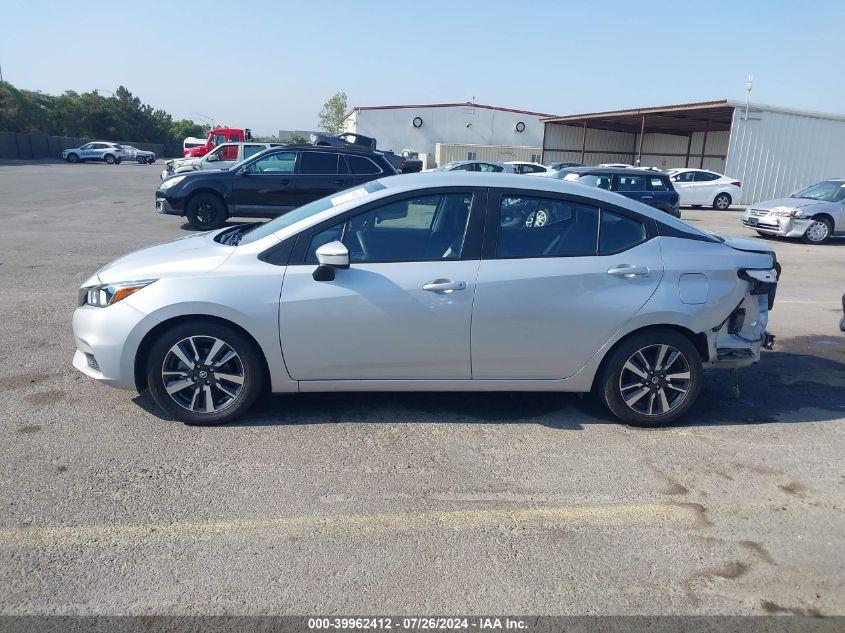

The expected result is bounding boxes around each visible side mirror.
[237,165,251,176]
[207,154,219,162]
[313,241,349,281]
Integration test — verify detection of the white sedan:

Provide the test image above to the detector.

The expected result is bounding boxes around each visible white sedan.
[506,161,552,175]
[666,168,742,210]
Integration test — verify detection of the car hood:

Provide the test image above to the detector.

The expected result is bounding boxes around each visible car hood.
[91,230,233,285]
[750,197,829,212]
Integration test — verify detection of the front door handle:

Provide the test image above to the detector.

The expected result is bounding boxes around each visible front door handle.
[641,195,654,199]
[607,264,650,278]
[280,179,295,186]
[334,179,347,186]
[422,279,467,292]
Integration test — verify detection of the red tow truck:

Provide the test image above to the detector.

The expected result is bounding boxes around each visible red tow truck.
[184,127,252,157]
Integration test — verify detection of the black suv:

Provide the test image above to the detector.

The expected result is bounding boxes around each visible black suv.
[155,145,397,230]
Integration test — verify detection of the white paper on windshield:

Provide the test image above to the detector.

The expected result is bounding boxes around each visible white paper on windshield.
[331,188,369,206]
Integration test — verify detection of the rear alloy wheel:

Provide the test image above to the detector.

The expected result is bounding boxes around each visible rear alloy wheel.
[803,217,832,244]
[186,193,227,230]
[104,154,116,165]
[713,193,732,210]
[599,329,702,426]
[146,322,263,425]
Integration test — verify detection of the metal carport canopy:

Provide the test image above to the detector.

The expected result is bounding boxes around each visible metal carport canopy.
[541,100,736,166]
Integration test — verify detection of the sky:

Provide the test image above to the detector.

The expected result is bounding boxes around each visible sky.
[2,0,843,136]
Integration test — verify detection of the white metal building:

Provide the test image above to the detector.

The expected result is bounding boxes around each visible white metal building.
[344,102,553,168]
[541,100,845,204]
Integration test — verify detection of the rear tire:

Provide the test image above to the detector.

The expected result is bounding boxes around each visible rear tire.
[599,328,703,427]
[186,193,227,230]
[713,193,732,210]
[66,153,80,164]
[104,154,116,165]
[803,217,832,244]
[146,321,264,426]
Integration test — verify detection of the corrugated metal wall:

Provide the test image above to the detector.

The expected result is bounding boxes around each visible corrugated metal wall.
[726,108,845,204]
[435,143,542,165]
[542,124,728,171]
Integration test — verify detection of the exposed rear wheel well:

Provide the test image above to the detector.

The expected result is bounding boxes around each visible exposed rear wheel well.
[591,324,709,391]
[134,315,269,392]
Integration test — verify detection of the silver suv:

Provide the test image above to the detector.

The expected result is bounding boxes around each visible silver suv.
[742,179,845,244]
[73,173,779,427]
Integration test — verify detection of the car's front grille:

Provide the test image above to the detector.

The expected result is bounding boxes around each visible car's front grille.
[84,353,100,372]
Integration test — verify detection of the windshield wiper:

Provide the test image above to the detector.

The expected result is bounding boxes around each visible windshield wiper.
[215,223,259,246]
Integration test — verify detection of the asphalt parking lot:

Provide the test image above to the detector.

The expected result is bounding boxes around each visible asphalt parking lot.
[0,160,843,616]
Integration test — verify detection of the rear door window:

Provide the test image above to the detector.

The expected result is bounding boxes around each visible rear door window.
[300,152,340,175]
[346,155,381,175]
[614,175,646,192]
[694,171,720,182]
[647,177,670,191]
[599,210,646,254]
[496,195,600,258]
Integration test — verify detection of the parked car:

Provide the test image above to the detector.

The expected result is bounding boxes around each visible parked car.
[598,163,634,169]
[548,161,582,171]
[62,142,125,165]
[558,167,681,217]
[120,145,157,164]
[741,179,845,244]
[666,168,741,210]
[161,142,281,180]
[434,160,514,173]
[76,172,779,427]
[184,127,252,157]
[506,161,552,175]
[156,145,398,230]
[312,132,422,173]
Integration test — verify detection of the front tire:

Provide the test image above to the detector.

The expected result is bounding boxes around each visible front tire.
[66,153,80,164]
[104,154,116,165]
[713,193,732,210]
[599,328,703,427]
[803,217,832,244]
[146,321,264,425]
[186,193,227,230]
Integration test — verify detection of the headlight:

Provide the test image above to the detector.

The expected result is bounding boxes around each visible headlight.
[159,175,186,190]
[78,280,156,308]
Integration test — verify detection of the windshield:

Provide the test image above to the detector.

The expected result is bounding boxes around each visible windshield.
[435,162,460,171]
[791,181,845,202]
[238,181,388,245]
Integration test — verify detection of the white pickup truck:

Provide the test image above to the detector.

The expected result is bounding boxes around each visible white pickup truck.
[160,142,280,180]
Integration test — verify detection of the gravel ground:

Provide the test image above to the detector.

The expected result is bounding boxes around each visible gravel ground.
[0,161,843,616]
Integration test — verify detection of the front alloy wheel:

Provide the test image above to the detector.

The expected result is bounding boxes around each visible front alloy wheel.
[146,322,263,425]
[803,218,831,244]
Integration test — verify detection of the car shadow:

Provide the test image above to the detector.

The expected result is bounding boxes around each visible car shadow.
[179,219,269,232]
[132,335,845,430]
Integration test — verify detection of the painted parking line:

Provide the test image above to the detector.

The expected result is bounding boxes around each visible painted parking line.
[0,502,697,547]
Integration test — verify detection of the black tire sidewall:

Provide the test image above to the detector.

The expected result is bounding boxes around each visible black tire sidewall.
[186,193,227,230]
[67,153,79,163]
[104,154,115,164]
[600,328,703,427]
[146,321,264,425]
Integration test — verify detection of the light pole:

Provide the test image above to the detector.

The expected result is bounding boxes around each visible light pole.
[189,112,214,128]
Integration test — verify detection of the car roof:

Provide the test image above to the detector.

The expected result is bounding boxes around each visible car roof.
[565,167,667,176]
[280,143,383,155]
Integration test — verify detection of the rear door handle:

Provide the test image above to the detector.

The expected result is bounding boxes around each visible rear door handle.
[641,195,654,199]
[334,179,347,186]
[280,179,295,186]
[422,279,467,292]
[607,264,650,277]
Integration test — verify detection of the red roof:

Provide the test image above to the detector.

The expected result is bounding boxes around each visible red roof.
[346,102,556,118]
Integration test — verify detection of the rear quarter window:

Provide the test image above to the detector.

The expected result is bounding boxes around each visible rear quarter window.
[599,211,646,254]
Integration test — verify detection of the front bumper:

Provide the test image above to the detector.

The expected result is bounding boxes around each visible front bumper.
[741,212,812,238]
[155,193,182,216]
[72,301,157,390]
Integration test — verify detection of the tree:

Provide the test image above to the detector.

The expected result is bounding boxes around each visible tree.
[170,119,207,142]
[318,91,347,135]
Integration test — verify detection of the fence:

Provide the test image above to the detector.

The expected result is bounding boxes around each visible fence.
[0,131,183,160]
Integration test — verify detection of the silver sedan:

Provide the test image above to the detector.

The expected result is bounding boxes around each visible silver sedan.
[72,173,779,426]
